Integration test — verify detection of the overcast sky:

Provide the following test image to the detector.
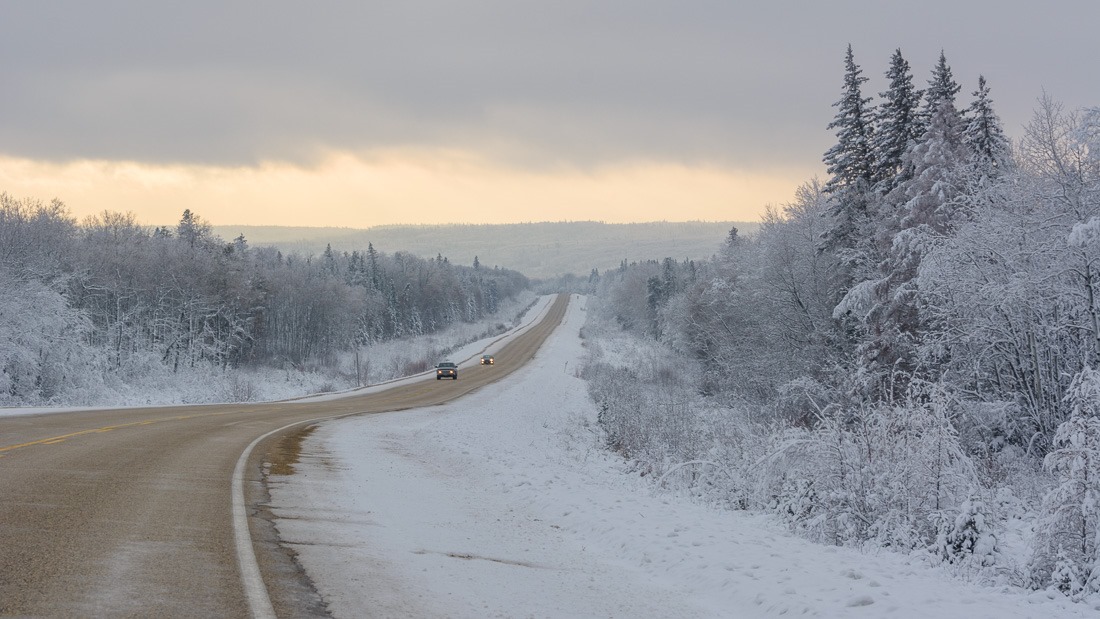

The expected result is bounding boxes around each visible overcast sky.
[1,2,1097,227]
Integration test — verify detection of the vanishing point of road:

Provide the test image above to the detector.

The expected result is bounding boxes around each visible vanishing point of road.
[0,294,570,618]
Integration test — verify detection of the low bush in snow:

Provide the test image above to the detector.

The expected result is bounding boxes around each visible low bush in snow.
[763,385,986,557]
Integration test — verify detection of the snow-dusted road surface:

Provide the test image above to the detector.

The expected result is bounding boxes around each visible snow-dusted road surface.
[270,295,1095,618]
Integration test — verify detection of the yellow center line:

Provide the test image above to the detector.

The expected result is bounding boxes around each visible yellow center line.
[0,410,241,454]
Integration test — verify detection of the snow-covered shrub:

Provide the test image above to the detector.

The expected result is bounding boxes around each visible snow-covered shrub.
[585,361,650,460]
[1051,548,1086,597]
[581,315,762,507]
[764,384,981,551]
[220,376,259,402]
[1029,367,1100,595]
[586,356,707,470]
[938,495,998,566]
[774,477,818,525]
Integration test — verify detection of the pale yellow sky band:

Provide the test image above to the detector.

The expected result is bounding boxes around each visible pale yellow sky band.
[0,150,814,227]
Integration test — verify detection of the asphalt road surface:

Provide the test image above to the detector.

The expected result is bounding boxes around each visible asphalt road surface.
[0,294,569,618]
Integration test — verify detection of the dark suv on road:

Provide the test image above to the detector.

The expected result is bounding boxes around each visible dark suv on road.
[435,362,458,380]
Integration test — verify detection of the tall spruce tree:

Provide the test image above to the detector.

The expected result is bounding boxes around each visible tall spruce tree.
[872,49,924,194]
[824,45,876,195]
[366,242,382,291]
[921,51,962,128]
[822,45,877,279]
[963,75,1012,179]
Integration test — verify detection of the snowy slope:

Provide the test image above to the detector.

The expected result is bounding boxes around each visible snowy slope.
[267,295,1095,618]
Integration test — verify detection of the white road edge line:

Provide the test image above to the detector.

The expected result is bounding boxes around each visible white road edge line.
[233,420,316,619]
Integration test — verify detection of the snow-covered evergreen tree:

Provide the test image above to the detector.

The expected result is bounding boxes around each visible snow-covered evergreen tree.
[1031,367,1100,594]
[824,45,876,194]
[822,45,877,283]
[1051,549,1086,596]
[963,75,1013,180]
[941,495,998,566]
[920,51,962,128]
[898,97,969,236]
[872,48,924,194]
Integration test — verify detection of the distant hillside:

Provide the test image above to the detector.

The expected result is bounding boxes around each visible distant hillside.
[212,221,757,279]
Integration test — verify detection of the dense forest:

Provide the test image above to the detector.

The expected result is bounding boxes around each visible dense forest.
[0,203,528,405]
[583,48,1100,597]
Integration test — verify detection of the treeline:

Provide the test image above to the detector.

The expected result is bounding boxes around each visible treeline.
[0,200,528,403]
[586,48,1100,594]
[218,220,753,280]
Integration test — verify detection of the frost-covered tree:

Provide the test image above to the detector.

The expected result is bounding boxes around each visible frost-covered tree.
[940,494,998,566]
[1019,95,1098,218]
[917,203,1053,441]
[176,208,212,250]
[0,269,95,404]
[824,45,876,194]
[1030,367,1100,594]
[0,193,77,281]
[822,45,877,282]
[920,51,962,128]
[872,49,924,194]
[321,243,338,277]
[898,96,969,236]
[751,180,847,413]
[1068,218,1100,367]
[963,75,1013,180]
[916,156,1100,450]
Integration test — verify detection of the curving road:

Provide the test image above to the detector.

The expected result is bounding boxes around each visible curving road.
[0,294,569,618]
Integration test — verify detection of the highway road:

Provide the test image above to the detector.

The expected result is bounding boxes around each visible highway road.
[0,293,569,618]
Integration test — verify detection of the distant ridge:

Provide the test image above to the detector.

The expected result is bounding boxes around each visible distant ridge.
[212,221,757,279]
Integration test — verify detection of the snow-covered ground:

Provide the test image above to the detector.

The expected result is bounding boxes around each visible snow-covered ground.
[268,295,1096,618]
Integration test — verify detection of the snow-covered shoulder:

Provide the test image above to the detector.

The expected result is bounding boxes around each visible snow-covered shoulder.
[268,294,1092,618]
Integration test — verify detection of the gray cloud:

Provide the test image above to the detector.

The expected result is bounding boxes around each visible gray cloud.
[2,1,1097,170]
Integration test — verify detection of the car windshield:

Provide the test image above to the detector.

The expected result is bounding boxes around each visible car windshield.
[437,362,456,368]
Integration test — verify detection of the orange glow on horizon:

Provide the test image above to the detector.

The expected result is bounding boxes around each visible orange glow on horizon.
[0,151,814,227]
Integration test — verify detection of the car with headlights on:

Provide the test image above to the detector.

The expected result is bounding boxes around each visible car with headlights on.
[435,362,458,380]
